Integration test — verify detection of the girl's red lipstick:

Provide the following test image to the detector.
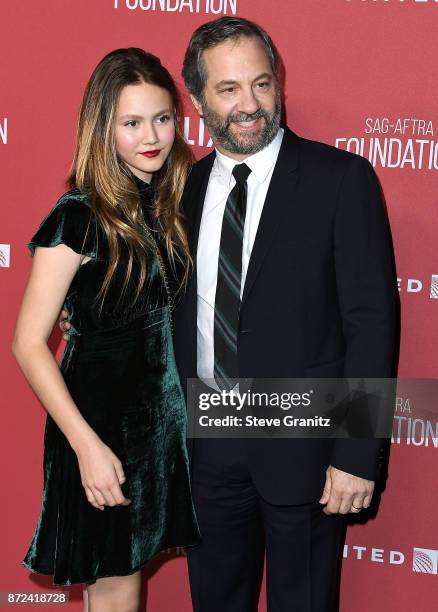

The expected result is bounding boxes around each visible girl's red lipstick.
[141,150,160,158]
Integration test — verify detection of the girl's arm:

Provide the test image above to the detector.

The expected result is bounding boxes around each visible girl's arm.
[12,244,130,510]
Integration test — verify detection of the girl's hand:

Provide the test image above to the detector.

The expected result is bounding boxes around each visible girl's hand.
[75,438,131,511]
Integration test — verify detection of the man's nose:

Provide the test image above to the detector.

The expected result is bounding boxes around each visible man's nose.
[237,88,259,115]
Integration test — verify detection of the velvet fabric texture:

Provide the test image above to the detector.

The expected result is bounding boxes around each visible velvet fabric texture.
[22,183,201,586]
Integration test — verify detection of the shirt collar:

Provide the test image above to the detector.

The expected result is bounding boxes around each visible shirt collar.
[212,127,284,188]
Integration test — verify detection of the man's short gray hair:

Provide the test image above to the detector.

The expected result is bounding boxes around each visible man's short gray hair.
[182,17,281,101]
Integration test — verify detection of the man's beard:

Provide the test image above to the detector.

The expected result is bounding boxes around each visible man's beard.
[201,89,282,156]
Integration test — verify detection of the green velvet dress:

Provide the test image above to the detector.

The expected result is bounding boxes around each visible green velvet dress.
[22,181,201,586]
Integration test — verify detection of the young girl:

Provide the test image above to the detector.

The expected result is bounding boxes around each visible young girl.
[13,48,200,610]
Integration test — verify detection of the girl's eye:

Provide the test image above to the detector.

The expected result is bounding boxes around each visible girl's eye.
[125,120,138,127]
[157,114,171,124]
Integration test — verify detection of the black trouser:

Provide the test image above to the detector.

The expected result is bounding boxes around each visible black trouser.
[187,438,345,612]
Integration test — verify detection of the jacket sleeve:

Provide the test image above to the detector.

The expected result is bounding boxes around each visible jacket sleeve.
[329,155,398,480]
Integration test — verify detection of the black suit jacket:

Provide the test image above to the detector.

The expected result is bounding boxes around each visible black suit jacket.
[173,127,397,505]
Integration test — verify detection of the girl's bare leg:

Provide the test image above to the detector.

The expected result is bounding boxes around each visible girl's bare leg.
[83,587,89,612]
[85,571,142,612]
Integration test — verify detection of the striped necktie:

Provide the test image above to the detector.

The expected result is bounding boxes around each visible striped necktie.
[214,163,251,391]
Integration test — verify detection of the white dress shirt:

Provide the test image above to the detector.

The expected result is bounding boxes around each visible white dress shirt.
[197,128,284,388]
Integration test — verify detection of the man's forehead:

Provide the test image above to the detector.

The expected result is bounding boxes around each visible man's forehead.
[202,36,272,79]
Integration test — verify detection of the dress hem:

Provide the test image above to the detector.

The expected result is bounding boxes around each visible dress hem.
[21,537,201,587]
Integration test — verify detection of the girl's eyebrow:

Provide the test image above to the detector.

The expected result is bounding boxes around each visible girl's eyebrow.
[118,113,144,120]
[153,108,172,118]
[118,109,172,121]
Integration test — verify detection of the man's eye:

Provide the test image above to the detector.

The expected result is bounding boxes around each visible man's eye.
[220,88,235,94]
[257,82,269,89]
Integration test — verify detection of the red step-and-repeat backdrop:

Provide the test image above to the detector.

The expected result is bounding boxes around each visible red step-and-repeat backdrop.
[1,1,436,610]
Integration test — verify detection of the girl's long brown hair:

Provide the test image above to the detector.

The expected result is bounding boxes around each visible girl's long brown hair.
[69,48,192,306]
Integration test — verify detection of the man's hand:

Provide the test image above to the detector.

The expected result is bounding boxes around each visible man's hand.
[319,465,374,515]
[59,309,71,341]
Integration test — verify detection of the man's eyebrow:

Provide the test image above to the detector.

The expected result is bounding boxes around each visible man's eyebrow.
[253,73,273,82]
[215,80,238,90]
[214,73,273,90]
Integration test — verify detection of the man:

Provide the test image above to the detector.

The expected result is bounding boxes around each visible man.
[172,17,397,612]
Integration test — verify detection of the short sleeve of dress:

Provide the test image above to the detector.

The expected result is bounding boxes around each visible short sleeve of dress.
[28,189,97,258]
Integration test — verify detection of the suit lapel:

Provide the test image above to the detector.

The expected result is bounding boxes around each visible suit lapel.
[241,128,300,306]
[186,130,300,308]
[188,152,215,257]
[182,152,215,352]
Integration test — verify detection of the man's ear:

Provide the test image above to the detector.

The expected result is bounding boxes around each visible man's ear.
[190,94,204,117]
